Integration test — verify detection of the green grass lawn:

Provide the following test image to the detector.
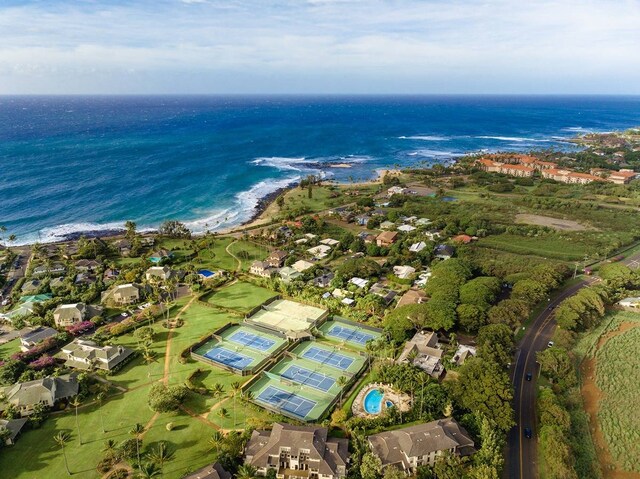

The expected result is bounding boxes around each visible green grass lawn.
[478,234,592,261]
[227,240,270,271]
[204,282,277,313]
[0,337,20,360]
[193,237,237,271]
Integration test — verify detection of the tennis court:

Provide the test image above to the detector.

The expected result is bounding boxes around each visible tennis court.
[302,346,354,370]
[281,365,336,392]
[228,330,276,352]
[247,299,328,333]
[257,385,317,420]
[327,325,376,345]
[203,346,254,370]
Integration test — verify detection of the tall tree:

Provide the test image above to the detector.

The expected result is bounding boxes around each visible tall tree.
[129,423,145,466]
[69,397,83,445]
[53,431,72,476]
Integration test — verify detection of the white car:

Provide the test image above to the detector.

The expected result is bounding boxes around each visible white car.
[547,341,554,348]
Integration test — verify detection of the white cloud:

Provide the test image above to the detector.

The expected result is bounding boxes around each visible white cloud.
[0,0,638,93]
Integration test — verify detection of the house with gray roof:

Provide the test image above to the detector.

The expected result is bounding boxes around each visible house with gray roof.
[145,265,173,281]
[32,263,66,277]
[20,326,58,351]
[21,280,41,294]
[61,339,134,371]
[182,463,231,479]
[101,283,141,305]
[0,373,79,417]
[367,418,474,473]
[244,422,349,479]
[0,418,29,445]
[53,303,102,328]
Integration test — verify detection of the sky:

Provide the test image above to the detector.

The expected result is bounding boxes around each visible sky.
[0,0,639,94]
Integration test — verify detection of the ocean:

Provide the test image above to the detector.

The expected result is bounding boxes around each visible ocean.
[1,95,639,245]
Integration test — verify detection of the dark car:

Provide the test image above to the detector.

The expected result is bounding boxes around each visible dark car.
[524,427,532,439]
[526,372,533,381]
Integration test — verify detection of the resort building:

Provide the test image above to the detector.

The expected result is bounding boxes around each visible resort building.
[244,422,349,479]
[250,261,277,278]
[61,339,134,371]
[376,231,398,247]
[145,265,173,281]
[0,374,79,417]
[53,303,102,328]
[540,168,601,184]
[367,418,475,473]
[591,168,638,184]
[183,463,231,479]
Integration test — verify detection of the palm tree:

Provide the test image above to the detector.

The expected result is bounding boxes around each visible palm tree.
[103,439,117,455]
[148,441,174,467]
[216,407,230,424]
[236,464,257,479]
[336,376,348,405]
[136,462,162,479]
[230,381,242,429]
[142,349,157,378]
[53,431,72,476]
[69,397,83,445]
[207,431,225,456]
[95,384,109,433]
[211,383,225,403]
[129,423,145,466]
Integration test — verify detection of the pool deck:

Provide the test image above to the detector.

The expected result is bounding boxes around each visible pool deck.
[352,383,411,418]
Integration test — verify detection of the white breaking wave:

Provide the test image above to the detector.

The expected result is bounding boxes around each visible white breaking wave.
[251,157,309,172]
[399,135,449,141]
[476,136,550,143]
[14,221,155,246]
[410,149,466,158]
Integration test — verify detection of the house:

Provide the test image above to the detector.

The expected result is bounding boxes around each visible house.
[358,232,377,244]
[266,250,288,268]
[50,277,66,289]
[330,207,354,222]
[74,259,100,272]
[451,345,477,366]
[367,418,474,473]
[74,273,97,286]
[434,245,454,260]
[379,221,396,230]
[102,283,141,305]
[342,298,355,306]
[53,303,102,328]
[145,265,173,281]
[349,277,369,289]
[355,215,371,226]
[292,260,315,273]
[103,268,120,282]
[149,249,173,264]
[250,261,277,278]
[397,331,444,378]
[140,236,155,247]
[312,272,334,288]
[618,297,640,310]
[0,373,79,417]
[21,280,41,294]
[376,231,398,247]
[307,244,332,259]
[424,230,441,241]
[20,326,58,351]
[279,267,303,283]
[244,422,349,479]
[61,339,134,371]
[452,234,473,244]
[397,224,416,233]
[320,238,340,247]
[414,271,432,287]
[113,239,132,257]
[183,463,231,479]
[370,283,397,304]
[32,263,66,277]
[393,265,416,280]
[415,218,432,227]
[0,418,28,445]
[409,242,427,253]
[396,289,427,308]
[387,186,410,197]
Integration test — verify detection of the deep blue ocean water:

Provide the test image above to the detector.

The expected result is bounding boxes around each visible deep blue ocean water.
[1,95,639,245]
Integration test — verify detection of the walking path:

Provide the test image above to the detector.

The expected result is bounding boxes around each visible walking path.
[225,240,242,271]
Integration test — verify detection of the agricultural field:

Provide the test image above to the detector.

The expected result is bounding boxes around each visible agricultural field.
[578,311,640,477]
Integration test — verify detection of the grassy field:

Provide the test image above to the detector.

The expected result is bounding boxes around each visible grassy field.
[227,240,270,271]
[478,234,593,261]
[204,281,277,313]
[0,288,283,479]
[0,337,20,360]
[192,237,237,271]
[593,315,640,472]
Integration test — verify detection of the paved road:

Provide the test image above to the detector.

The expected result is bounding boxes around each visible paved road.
[505,251,640,479]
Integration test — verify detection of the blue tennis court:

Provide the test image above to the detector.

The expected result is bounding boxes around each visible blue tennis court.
[281,365,336,392]
[257,386,316,419]
[204,346,254,370]
[228,330,276,352]
[302,346,354,370]
[327,325,376,345]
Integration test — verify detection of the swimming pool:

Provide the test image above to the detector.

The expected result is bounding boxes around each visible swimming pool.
[363,388,384,414]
